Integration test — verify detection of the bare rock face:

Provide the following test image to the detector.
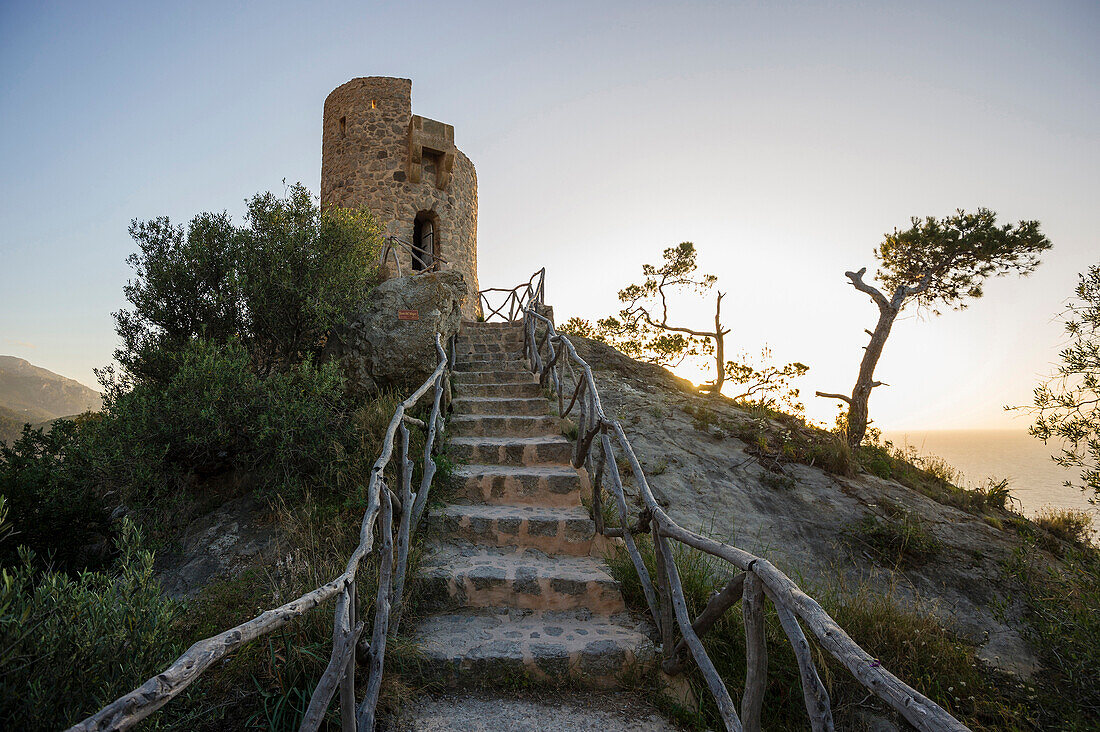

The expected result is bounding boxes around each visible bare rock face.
[329,271,468,393]
[154,495,277,599]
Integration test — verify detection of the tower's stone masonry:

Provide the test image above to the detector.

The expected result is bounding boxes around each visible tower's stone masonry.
[321,77,479,319]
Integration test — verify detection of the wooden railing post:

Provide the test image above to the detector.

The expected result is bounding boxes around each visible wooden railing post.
[741,572,767,731]
[651,521,676,662]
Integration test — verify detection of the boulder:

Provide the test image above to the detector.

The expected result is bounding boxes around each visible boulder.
[330,271,468,393]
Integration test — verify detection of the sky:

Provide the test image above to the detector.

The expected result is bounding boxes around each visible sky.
[1,0,1097,430]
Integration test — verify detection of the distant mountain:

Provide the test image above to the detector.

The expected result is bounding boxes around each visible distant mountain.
[0,404,27,446]
[0,356,102,430]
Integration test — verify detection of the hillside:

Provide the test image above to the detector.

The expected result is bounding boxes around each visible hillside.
[0,405,27,446]
[566,334,1069,680]
[0,356,102,425]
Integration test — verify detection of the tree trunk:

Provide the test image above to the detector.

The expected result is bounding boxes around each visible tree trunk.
[711,292,726,396]
[846,304,898,447]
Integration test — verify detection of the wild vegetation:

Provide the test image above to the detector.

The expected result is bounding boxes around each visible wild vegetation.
[1017,261,1100,498]
[607,537,1033,731]
[0,183,398,729]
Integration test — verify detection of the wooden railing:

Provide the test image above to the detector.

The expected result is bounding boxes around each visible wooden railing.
[502,272,969,732]
[378,235,448,276]
[478,267,545,321]
[70,336,453,732]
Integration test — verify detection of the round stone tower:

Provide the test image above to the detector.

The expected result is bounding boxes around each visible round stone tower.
[321,77,479,318]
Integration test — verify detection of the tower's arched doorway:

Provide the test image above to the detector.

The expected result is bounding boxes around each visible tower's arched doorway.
[412,212,437,271]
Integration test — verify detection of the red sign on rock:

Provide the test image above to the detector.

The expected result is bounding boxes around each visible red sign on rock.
[398,309,419,321]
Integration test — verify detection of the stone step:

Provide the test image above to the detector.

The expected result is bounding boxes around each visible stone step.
[454,464,583,507]
[452,397,549,416]
[413,610,656,689]
[453,370,538,385]
[462,321,523,331]
[432,504,596,556]
[454,357,529,372]
[455,341,522,354]
[451,414,560,438]
[449,436,573,466]
[421,545,626,614]
[457,382,542,398]
[457,333,524,345]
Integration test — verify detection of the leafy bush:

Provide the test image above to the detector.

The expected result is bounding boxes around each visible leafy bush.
[96,338,356,513]
[114,182,380,382]
[844,510,942,567]
[0,519,181,730]
[0,417,111,571]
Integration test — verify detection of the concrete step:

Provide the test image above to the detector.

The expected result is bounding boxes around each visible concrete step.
[449,436,572,466]
[454,370,537,385]
[432,504,596,556]
[421,544,626,614]
[454,464,583,507]
[452,397,549,416]
[451,414,560,438]
[413,610,656,689]
[457,382,542,398]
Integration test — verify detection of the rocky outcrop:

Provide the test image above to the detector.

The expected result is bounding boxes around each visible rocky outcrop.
[154,495,277,599]
[329,271,468,393]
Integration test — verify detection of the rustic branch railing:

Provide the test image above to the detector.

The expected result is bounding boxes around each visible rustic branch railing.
[70,336,453,732]
[491,271,969,732]
[378,235,448,276]
[478,267,545,321]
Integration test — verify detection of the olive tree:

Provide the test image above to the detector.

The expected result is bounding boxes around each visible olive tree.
[818,208,1051,447]
[1020,263,1100,498]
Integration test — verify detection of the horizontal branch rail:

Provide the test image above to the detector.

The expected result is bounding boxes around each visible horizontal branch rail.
[479,271,970,732]
[71,336,452,732]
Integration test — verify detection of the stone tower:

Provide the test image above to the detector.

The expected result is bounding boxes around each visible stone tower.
[321,77,479,318]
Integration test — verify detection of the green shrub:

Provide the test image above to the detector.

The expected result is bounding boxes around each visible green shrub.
[96,339,356,516]
[0,520,181,730]
[114,182,380,382]
[844,511,942,567]
[0,418,111,571]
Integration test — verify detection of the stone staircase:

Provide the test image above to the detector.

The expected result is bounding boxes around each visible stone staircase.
[413,320,655,687]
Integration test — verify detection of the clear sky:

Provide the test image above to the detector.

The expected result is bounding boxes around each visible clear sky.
[1,1,1097,430]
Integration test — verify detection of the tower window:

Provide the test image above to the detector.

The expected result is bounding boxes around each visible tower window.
[412,212,437,272]
[339,116,346,137]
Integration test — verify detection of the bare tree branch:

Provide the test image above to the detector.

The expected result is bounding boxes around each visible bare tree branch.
[815,391,852,404]
[844,268,890,310]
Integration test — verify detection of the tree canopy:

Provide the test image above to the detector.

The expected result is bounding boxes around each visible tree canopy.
[821,208,1051,447]
[1023,263,1100,498]
[875,208,1050,312]
[113,182,381,382]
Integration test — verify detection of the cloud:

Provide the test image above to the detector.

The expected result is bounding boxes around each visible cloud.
[3,339,36,349]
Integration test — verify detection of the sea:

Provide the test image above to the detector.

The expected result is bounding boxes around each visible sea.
[880,429,1098,533]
